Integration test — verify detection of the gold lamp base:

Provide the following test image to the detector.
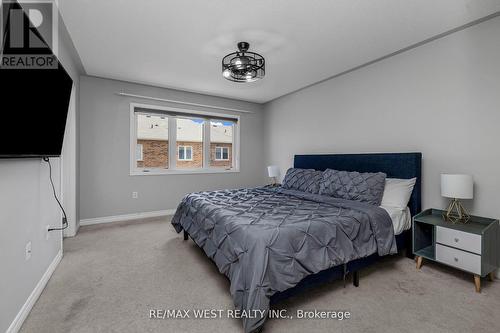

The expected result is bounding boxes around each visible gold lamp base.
[443,198,470,224]
[268,177,279,187]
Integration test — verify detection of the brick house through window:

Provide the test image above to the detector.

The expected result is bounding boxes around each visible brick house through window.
[135,114,233,170]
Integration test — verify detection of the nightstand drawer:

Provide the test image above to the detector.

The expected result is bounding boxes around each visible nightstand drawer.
[436,244,481,274]
[436,226,481,254]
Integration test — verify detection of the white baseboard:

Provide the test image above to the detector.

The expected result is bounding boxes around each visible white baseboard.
[79,209,176,226]
[6,250,63,333]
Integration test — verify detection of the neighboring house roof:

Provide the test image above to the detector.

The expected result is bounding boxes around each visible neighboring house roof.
[137,115,233,143]
[137,114,169,140]
[210,121,233,143]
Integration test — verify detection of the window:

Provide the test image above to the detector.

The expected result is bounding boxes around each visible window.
[178,146,193,161]
[215,147,229,160]
[135,113,168,169]
[209,120,234,168]
[176,118,203,169]
[130,103,239,175]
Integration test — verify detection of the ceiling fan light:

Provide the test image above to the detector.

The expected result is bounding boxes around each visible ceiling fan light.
[222,42,265,83]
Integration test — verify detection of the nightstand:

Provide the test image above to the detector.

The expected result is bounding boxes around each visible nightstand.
[413,209,499,292]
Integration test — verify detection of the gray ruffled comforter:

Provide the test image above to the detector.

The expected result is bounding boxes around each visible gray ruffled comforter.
[171,187,397,332]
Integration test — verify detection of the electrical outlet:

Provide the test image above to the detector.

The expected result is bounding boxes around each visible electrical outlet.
[132,191,138,199]
[46,225,50,240]
[25,241,32,261]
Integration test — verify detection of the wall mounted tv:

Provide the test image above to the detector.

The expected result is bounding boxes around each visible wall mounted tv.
[0,2,73,158]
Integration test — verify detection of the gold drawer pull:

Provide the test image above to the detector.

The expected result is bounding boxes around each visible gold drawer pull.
[454,238,459,242]
[454,257,459,262]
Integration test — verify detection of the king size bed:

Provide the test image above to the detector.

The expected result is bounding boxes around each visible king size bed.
[171,152,422,333]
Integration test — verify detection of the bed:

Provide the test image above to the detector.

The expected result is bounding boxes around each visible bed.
[171,152,422,333]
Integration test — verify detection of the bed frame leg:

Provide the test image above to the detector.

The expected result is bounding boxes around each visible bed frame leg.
[353,271,359,287]
[343,264,347,288]
[183,230,188,241]
[405,249,414,260]
[405,233,414,259]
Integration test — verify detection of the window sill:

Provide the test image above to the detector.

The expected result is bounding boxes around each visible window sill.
[130,168,240,176]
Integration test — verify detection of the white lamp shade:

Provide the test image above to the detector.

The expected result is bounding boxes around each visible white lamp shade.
[267,165,280,178]
[441,174,473,199]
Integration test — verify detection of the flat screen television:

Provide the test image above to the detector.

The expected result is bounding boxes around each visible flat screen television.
[0,2,73,158]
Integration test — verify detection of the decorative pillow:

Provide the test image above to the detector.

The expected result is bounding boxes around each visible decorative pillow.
[281,168,323,194]
[381,177,417,209]
[319,169,387,205]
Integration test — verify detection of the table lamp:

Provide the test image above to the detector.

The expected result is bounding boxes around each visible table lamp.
[267,165,280,186]
[441,174,473,223]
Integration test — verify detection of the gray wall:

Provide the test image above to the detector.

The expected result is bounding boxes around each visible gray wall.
[0,7,84,332]
[264,16,500,220]
[79,76,266,220]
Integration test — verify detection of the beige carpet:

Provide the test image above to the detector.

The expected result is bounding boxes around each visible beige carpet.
[20,217,500,333]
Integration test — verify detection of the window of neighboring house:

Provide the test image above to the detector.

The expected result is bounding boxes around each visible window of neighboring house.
[215,147,229,160]
[178,146,193,161]
[131,104,239,175]
[136,143,143,161]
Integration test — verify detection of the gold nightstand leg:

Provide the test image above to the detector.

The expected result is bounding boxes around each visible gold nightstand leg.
[488,272,495,282]
[474,275,481,293]
[416,256,423,270]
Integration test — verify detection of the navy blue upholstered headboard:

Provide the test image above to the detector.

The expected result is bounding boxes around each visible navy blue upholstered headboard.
[294,152,422,216]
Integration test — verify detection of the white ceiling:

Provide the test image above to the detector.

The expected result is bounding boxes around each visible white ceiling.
[59,0,500,103]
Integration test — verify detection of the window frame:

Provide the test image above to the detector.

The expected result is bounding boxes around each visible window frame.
[177,145,193,161]
[215,146,229,161]
[130,103,240,175]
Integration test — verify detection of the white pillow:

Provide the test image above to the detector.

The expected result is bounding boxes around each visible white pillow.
[380,177,416,209]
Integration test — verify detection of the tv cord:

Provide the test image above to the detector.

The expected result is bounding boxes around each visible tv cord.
[43,157,68,231]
